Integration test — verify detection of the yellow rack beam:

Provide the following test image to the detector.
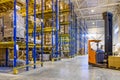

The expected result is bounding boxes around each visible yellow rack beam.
[0,41,53,49]
[0,42,35,48]
[60,22,70,25]
[59,34,70,37]
[29,27,56,34]
[61,51,70,53]
[36,45,52,48]
[22,9,70,16]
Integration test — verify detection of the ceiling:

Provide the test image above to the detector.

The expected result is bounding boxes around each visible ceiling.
[72,0,120,40]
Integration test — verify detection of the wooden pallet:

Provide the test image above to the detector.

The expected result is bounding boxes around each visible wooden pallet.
[3,37,25,42]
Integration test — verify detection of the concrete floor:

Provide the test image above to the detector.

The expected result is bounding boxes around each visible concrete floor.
[0,55,120,80]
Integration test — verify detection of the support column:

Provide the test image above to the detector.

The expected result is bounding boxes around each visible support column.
[33,0,36,69]
[26,0,29,71]
[13,0,17,68]
[41,0,44,67]
[55,0,59,58]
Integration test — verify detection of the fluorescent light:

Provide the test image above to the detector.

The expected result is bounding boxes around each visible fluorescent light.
[91,10,94,13]
[92,22,95,24]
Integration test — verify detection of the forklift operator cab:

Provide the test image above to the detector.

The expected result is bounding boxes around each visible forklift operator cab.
[88,40,105,64]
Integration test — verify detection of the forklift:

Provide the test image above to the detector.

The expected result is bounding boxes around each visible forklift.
[88,12,113,67]
[88,40,105,65]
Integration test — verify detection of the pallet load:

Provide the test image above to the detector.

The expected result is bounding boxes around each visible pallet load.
[65,26,69,34]
[108,56,120,69]
[0,32,2,41]
[2,11,25,41]
[0,18,3,41]
[78,48,85,55]
[0,49,6,66]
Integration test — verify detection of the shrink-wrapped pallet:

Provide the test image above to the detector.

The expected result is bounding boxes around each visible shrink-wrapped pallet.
[4,27,25,38]
[3,11,25,38]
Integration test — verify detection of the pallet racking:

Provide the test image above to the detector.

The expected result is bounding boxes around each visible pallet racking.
[0,0,77,74]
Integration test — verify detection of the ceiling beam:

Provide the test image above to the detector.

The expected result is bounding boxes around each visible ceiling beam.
[86,19,104,21]
[76,2,120,11]
[77,14,102,18]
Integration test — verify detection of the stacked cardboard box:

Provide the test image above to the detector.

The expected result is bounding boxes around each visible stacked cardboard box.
[0,32,3,41]
[0,48,6,66]
[60,26,65,34]
[60,26,69,34]
[0,18,3,41]
[60,13,69,22]
[78,48,85,55]
[108,56,120,68]
[65,26,69,34]
[44,33,52,45]
[65,14,69,22]
[0,18,3,29]
[60,2,69,10]
[3,12,25,38]
[45,0,52,10]
[40,54,50,61]
[60,15,64,23]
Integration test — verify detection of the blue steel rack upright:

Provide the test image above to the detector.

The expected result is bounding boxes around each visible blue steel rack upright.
[69,1,77,57]
[41,0,44,66]
[69,0,72,57]
[55,0,59,58]
[78,19,88,55]
[13,0,38,72]
[74,14,77,55]
[8,0,77,73]
[33,0,37,69]
[13,0,17,69]
[25,0,29,71]
[52,0,55,58]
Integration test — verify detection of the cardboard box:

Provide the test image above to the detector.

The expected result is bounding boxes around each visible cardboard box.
[0,48,6,60]
[0,18,3,30]
[0,33,3,41]
[4,21,13,29]
[65,15,69,22]
[3,12,25,38]
[60,2,69,10]
[60,26,65,34]
[40,54,50,61]
[60,14,69,22]
[45,1,52,10]
[65,26,69,33]
[4,27,25,38]
[3,15,13,23]
[3,11,25,28]
[108,56,120,68]
[4,28,13,37]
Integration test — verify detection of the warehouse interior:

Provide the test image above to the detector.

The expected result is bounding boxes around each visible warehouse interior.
[0,0,120,80]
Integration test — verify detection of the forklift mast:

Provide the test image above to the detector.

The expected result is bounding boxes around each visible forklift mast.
[103,12,113,56]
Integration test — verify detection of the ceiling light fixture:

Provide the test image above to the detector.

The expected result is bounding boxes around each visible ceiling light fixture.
[91,9,94,13]
[92,22,95,24]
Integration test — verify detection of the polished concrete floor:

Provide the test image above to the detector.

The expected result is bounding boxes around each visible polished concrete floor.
[0,55,120,80]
